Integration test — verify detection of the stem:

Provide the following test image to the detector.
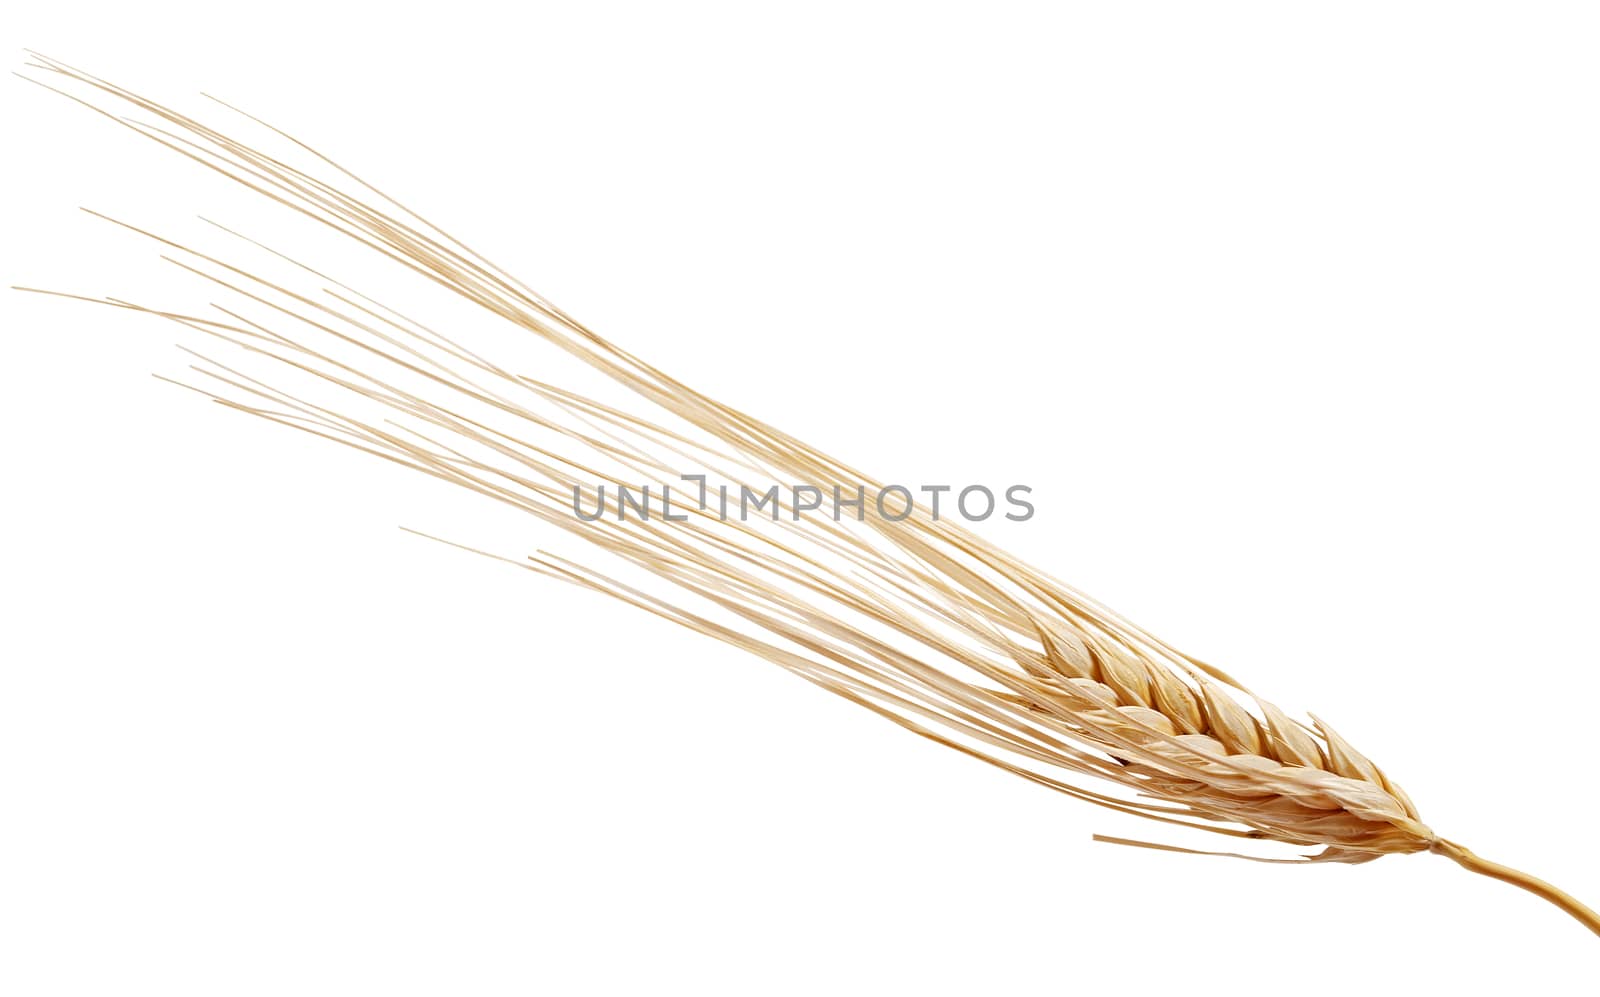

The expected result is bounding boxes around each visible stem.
[1432,838,1600,938]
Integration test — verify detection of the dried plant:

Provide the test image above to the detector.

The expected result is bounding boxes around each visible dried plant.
[15,52,1598,939]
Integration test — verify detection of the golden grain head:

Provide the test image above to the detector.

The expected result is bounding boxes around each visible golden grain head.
[16,50,1597,937]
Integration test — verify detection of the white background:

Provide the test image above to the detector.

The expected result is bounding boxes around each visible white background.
[4,4,1599,994]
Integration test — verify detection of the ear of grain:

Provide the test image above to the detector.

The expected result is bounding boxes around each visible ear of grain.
[15,52,1599,939]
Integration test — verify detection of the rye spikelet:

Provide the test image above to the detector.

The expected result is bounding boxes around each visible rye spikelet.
[15,52,1598,939]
